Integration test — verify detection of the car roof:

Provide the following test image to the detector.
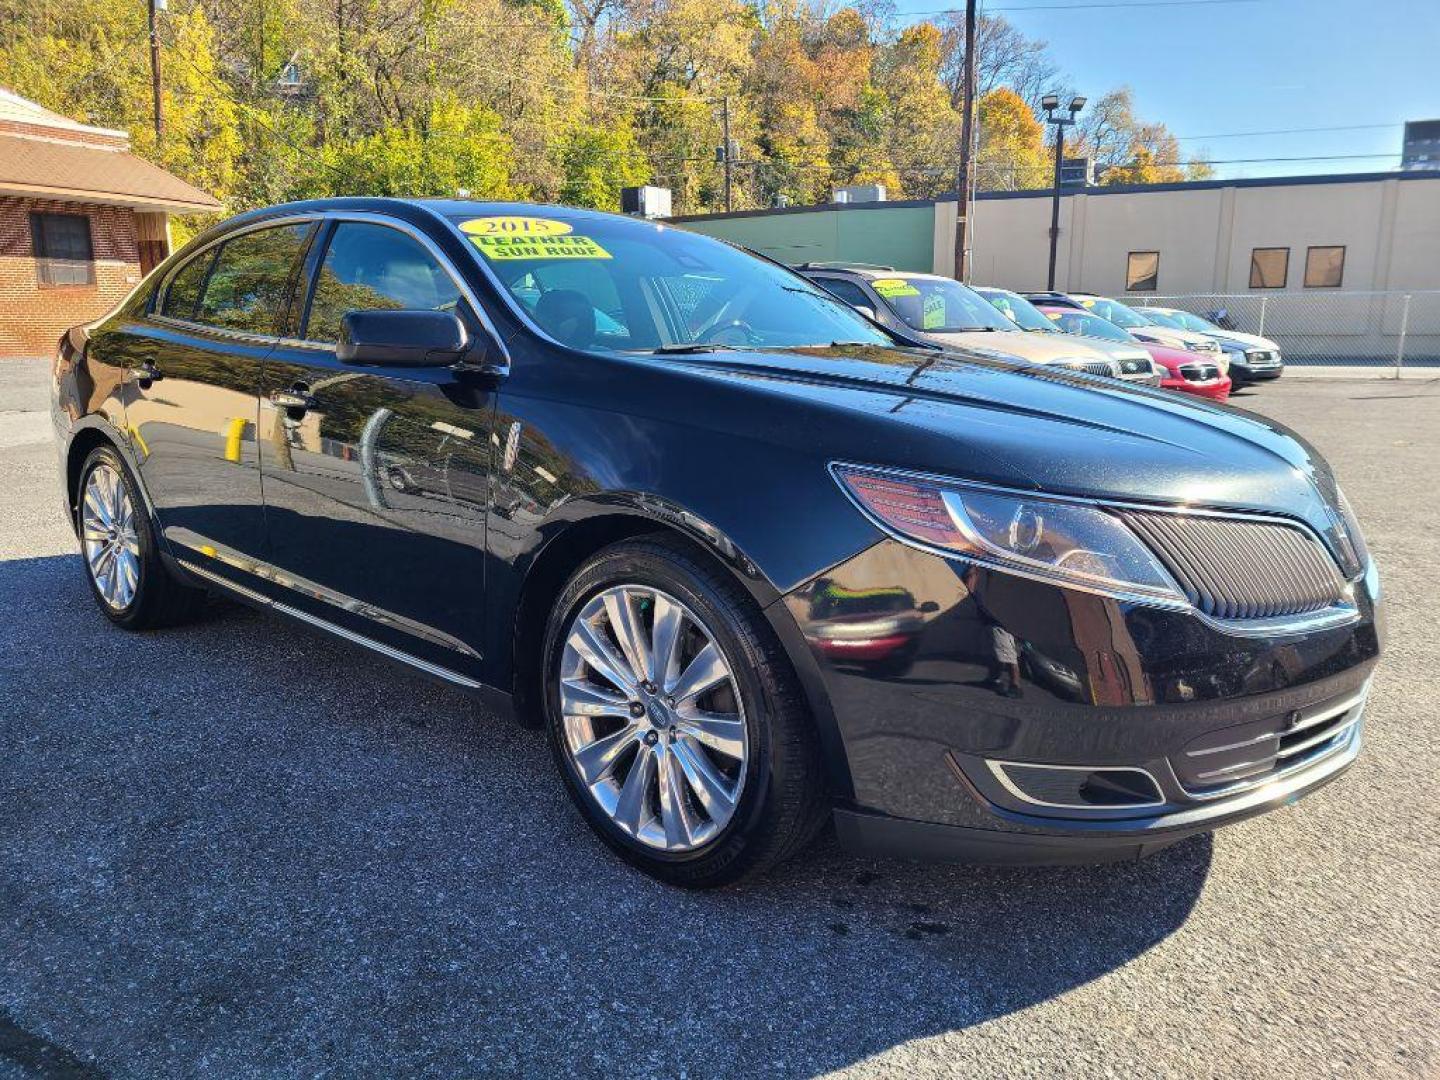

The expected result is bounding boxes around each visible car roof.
[798,264,948,282]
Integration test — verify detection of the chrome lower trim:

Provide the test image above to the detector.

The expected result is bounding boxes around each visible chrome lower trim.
[987,760,1168,811]
[175,556,483,690]
[1180,710,1365,802]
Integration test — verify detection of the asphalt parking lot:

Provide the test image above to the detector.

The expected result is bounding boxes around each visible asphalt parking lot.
[2,359,1437,1079]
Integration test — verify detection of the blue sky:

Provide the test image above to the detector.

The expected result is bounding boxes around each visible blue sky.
[893,0,1440,179]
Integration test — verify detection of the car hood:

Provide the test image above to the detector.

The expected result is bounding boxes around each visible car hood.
[670,343,1341,532]
[1131,325,1212,350]
[1209,329,1281,351]
[1061,335,1153,364]
[917,328,1109,366]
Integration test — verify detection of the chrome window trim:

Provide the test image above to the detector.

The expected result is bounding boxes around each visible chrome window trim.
[150,209,511,371]
[828,460,1366,635]
[987,760,1168,811]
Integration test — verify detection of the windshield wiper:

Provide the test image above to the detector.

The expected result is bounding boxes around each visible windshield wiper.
[652,343,740,354]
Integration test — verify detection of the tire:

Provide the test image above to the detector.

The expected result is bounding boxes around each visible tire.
[542,536,828,888]
[75,444,204,630]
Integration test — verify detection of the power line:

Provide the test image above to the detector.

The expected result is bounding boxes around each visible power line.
[1173,121,1403,142]
[900,0,1260,14]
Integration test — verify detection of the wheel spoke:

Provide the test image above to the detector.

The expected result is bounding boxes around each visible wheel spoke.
[668,641,729,704]
[570,617,638,694]
[560,678,632,718]
[657,746,699,848]
[674,709,746,760]
[572,722,641,786]
[648,593,686,687]
[84,484,111,528]
[613,745,656,835]
[117,550,139,603]
[603,589,650,687]
[671,737,738,822]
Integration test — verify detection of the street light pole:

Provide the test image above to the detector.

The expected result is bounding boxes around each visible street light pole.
[952,0,977,282]
[1042,94,1086,291]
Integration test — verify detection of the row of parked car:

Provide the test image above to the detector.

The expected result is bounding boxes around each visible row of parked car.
[796,263,1286,402]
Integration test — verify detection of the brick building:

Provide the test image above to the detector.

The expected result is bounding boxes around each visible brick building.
[0,88,221,357]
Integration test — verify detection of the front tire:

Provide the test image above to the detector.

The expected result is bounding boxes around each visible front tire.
[76,444,203,630]
[542,537,828,887]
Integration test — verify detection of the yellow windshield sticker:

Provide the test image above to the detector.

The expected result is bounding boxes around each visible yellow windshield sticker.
[1079,298,1095,308]
[922,292,946,329]
[460,216,573,238]
[871,277,920,298]
[1046,311,1063,320]
[468,233,612,261]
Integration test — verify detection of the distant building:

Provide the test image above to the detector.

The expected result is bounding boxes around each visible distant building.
[1402,120,1440,172]
[671,170,1440,361]
[0,88,221,357]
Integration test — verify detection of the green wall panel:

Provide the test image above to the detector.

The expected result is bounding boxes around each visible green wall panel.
[674,205,936,272]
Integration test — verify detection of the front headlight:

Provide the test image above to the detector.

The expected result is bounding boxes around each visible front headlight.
[833,465,1188,606]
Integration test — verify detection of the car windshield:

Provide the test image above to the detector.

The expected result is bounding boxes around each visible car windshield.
[1174,310,1220,333]
[447,210,892,353]
[1138,309,1189,330]
[868,276,1014,333]
[1044,308,1135,343]
[978,290,1058,333]
[1080,296,1151,329]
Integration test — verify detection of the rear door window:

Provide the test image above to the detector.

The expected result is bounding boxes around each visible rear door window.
[195,223,314,335]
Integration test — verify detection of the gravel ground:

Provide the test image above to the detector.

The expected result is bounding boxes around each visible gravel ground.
[2,360,1437,1079]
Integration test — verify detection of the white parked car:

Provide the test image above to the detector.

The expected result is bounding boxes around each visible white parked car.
[1140,306,1285,385]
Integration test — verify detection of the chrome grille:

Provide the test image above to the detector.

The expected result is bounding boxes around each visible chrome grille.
[1121,510,1347,620]
[1060,360,1118,378]
[1179,362,1221,382]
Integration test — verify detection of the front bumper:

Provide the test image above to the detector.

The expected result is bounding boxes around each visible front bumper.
[783,539,1381,864]
[1163,374,1231,401]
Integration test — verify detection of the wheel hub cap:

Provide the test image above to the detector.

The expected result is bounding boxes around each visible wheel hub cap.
[559,585,749,852]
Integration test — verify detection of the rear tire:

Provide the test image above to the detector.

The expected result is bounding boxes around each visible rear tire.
[76,444,204,630]
[542,537,828,887]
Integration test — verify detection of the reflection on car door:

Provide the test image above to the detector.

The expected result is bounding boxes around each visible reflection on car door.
[125,219,317,587]
[257,217,496,680]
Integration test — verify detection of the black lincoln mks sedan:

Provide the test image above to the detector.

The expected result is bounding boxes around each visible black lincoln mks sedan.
[51,199,1382,887]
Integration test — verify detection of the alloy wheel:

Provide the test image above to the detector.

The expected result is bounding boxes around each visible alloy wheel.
[81,462,141,611]
[559,585,749,852]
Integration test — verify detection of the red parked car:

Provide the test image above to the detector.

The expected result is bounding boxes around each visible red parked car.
[1035,304,1231,402]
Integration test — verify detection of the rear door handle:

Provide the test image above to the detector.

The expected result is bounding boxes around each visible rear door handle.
[270,387,316,412]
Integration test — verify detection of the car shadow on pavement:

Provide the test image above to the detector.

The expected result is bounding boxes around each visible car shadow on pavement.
[1,553,1211,1079]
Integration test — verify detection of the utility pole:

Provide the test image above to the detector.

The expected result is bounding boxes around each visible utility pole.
[147,0,163,139]
[722,96,734,213]
[1041,94,1087,291]
[952,0,977,282]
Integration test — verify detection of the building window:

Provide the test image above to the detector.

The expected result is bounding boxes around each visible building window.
[1126,251,1159,292]
[1304,246,1345,288]
[1249,247,1289,289]
[31,212,95,286]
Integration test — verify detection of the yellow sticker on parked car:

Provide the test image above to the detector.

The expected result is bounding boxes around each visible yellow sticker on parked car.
[460,216,573,238]
[467,232,612,261]
[871,277,920,298]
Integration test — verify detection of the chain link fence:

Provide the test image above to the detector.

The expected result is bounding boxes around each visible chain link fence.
[1124,291,1440,372]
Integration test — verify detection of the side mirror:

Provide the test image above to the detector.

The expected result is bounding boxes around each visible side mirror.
[855,304,877,321]
[919,600,940,614]
[337,309,469,368]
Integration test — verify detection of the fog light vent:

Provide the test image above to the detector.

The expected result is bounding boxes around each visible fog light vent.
[989,761,1166,811]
